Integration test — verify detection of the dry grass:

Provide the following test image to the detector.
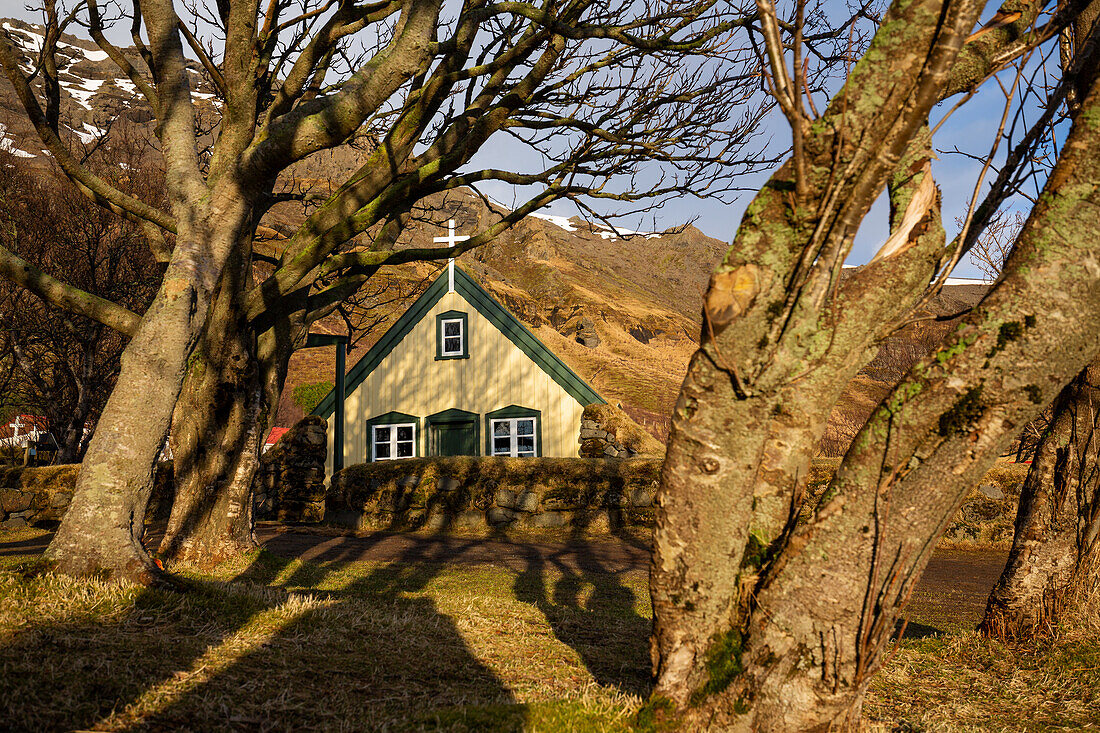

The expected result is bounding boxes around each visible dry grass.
[1,533,1098,731]
[0,546,649,731]
[865,634,1100,731]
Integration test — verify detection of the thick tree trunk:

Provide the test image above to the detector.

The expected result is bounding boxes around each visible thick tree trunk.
[42,237,230,583]
[980,358,1100,639]
[157,245,289,566]
[158,349,266,566]
[649,0,978,710]
[649,57,1100,730]
[37,0,255,583]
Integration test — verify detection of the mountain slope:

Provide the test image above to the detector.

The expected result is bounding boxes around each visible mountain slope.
[1,18,995,456]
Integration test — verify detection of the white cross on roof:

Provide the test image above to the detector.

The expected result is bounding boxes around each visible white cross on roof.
[433,220,470,293]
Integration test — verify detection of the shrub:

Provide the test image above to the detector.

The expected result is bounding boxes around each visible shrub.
[292,381,333,414]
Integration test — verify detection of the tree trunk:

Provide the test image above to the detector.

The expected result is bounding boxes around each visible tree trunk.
[649,0,978,708]
[648,54,1100,730]
[157,243,287,566]
[980,358,1100,639]
[42,241,229,583]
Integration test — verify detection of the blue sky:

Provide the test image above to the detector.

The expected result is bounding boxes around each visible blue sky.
[8,1,1053,280]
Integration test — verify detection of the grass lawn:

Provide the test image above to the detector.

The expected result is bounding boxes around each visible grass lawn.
[1,527,1098,731]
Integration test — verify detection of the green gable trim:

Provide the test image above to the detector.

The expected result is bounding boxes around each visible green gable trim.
[312,266,604,419]
[427,407,479,423]
[366,411,421,461]
[452,269,604,406]
[435,310,469,360]
[312,274,449,418]
[485,405,542,457]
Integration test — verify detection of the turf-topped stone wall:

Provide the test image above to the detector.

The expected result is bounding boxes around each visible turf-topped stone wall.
[0,465,78,528]
[326,456,661,532]
[0,463,175,529]
[578,403,665,459]
[253,416,327,522]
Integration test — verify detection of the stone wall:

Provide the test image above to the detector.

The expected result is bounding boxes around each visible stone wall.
[326,456,661,532]
[0,463,175,529]
[578,403,665,459]
[253,416,327,523]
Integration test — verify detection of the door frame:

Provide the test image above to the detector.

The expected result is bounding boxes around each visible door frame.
[425,408,480,456]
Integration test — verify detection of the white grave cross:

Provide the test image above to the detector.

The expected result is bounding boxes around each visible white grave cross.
[432,219,470,293]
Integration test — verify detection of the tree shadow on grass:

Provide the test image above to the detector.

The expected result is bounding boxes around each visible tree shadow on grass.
[0,566,264,732]
[893,619,943,640]
[510,530,652,697]
[129,539,517,731]
[0,536,517,731]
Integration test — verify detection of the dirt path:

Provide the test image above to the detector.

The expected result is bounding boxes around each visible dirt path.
[0,524,1007,629]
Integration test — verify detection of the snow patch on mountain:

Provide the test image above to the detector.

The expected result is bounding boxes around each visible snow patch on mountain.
[529,212,578,232]
[4,22,112,65]
[59,78,104,109]
[0,123,36,158]
[70,122,104,144]
[113,78,137,96]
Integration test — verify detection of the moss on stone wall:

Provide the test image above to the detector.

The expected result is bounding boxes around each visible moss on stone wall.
[327,456,661,532]
[0,463,174,528]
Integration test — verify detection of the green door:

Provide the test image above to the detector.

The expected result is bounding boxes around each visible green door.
[434,422,477,456]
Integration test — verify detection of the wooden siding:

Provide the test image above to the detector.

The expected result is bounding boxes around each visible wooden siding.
[325,290,586,475]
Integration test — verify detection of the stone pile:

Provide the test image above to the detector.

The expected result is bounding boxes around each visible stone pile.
[577,403,664,459]
[578,418,637,459]
[253,416,327,523]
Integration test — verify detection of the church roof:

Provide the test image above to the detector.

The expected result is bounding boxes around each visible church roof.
[311,266,604,419]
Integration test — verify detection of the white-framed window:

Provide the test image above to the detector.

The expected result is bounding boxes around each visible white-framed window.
[372,423,416,460]
[440,317,464,356]
[490,417,537,457]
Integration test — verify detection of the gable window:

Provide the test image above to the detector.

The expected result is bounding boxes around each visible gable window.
[485,405,542,457]
[366,411,420,461]
[435,311,469,360]
[441,319,463,355]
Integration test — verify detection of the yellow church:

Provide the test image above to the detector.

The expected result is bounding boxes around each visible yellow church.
[312,260,604,478]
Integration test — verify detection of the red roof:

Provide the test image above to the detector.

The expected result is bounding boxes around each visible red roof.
[0,415,49,441]
[264,426,289,447]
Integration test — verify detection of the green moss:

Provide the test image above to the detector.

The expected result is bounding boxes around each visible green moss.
[938,386,984,437]
[691,627,744,704]
[934,333,977,366]
[988,321,1023,358]
[741,529,772,570]
[635,696,678,732]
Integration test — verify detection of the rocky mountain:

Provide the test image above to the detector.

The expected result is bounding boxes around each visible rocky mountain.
[0,18,993,456]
